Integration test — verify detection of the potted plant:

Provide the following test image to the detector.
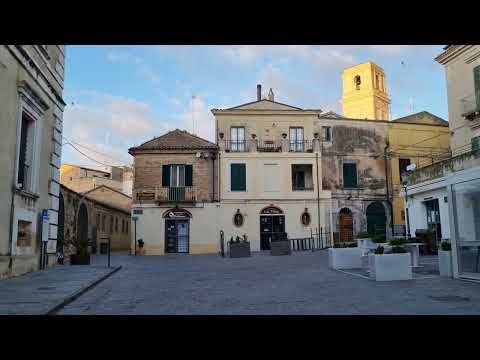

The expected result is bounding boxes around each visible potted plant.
[281,133,287,139]
[270,232,291,256]
[329,241,362,269]
[314,132,319,139]
[219,132,224,139]
[64,235,93,265]
[368,244,412,281]
[438,240,452,277]
[251,134,257,139]
[228,235,251,258]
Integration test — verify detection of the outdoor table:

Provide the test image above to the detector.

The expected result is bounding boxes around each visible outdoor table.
[404,243,424,268]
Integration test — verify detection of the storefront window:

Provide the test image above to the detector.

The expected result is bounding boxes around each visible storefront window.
[452,178,480,276]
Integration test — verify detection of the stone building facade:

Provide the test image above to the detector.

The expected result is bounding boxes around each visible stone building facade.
[59,185,131,255]
[0,45,66,279]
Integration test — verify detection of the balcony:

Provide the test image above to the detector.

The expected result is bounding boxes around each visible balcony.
[460,95,480,120]
[135,186,197,203]
[221,138,318,153]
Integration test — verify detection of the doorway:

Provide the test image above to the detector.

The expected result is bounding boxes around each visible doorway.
[165,220,190,253]
[366,202,386,237]
[338,208,353,243]
[260,216,285,250]
[425,199,442,243]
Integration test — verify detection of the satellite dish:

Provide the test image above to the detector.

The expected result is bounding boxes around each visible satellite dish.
[196,152,201,158]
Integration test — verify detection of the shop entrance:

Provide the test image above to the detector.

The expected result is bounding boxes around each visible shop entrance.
[260,206,285,250]
[163,208,191,254]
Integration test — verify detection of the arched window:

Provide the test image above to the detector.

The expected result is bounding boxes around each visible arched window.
[354,75,361,90]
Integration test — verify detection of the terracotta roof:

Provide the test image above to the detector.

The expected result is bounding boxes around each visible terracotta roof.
[391,111,448,126]
[129,129,218,153]
[82,184,132,199]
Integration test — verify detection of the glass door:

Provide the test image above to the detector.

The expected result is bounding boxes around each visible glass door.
[176,220,189,253]
[452,178,480,278]
[289,127,304,152]
[230,127,245,152]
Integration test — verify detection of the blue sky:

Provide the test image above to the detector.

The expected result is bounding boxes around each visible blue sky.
[62,45,448,167]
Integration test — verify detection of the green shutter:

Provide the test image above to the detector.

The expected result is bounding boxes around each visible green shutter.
[185,165,193,186]
[162,165,170,187]
[475,66,480,108]
[343,163,357,188]
[472,136,480,152]
[231,164,246,191]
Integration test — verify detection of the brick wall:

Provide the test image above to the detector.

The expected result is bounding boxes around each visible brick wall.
[133,151,216,202]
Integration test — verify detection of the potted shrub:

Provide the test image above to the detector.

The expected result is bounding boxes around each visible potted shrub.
[329,241,362,269]
[65,236,93,265]
[281,133,287,139]
[270,232,291,256]
[228,235,251,258]
[368,244,412,281]
[438,240,452,277]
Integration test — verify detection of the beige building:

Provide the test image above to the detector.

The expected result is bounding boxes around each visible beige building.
[60,163,133,196]
[213,87,332,251]
[0,45,66,278]
[405,45,480,280]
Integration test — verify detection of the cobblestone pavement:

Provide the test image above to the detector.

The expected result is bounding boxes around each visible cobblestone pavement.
[0,264,117,315]
[57,250,480,315]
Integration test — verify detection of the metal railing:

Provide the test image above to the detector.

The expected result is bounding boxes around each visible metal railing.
[289,140,313,152]
[135,186,197,202]
[257,140,282,152]
[224,140,249,152]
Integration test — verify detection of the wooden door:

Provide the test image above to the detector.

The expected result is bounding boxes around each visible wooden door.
[339,211,353,243]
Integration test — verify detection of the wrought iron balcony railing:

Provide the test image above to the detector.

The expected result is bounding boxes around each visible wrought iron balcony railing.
[135,186,197,203]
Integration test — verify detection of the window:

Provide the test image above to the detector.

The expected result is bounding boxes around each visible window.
[343,162,358,188]
[322,126,331,142]
[230,126,245,151]
[122,219,125,233]
[475,65,480,108]
[96,214,100,227]
[102,214,106,232]
[162,164,193,187]
[354,75,361,90]
[110,215,113,234]
[126,221,129,233]
[17,112,35,191]
[375,74,379,89]
[398,158,411,182]
[115,217,118,233]
[292,164,313,191]
[231,163,246,191]
[289,127,304,152]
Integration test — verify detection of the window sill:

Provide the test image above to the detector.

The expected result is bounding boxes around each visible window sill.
[14,187,39,199]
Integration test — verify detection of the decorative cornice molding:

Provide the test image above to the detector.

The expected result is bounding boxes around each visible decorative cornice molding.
[435,45,474,65]
[18,80,49,116]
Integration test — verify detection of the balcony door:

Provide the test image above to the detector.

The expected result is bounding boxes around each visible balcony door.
[289,127,304,152]
[231,127,245,152]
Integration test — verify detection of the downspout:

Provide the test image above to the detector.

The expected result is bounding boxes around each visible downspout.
[212,154,215,201]
[384,142,394,237]
[316,152,321,237]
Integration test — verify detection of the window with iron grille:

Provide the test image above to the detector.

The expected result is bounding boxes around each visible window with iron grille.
[322,126,331,142]
[230,127,245,151]
[289,127,304,151]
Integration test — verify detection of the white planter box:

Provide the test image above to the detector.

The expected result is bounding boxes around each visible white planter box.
[368,253,412,281]
[438,250,453,277]
[329,248,363,269]
[357,238,370,248]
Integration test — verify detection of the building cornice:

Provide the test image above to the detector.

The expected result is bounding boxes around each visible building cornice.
[435,45,474,65]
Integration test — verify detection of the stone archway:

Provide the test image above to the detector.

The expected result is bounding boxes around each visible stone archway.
[366,202,386,237]
[339,208,353,243]
[57,193,65,252]
[77,203,89,241]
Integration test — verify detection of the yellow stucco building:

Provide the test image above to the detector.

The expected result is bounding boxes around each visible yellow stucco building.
[341,62,451,234]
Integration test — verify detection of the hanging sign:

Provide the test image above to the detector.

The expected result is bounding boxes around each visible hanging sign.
[260,206,283,215]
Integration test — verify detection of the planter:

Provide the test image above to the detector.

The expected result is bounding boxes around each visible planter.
[438,250,453,277]
[328,247,363,269]
[270,240,291,256]
[368,253,412,281]
[229,242,251,258]
[70,254,91,265]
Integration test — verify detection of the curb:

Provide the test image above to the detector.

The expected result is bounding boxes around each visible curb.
[44,265,122,315]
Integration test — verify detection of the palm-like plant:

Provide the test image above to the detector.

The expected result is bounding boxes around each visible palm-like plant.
[64,235,93,256]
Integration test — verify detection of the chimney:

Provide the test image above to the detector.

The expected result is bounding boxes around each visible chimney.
[257,84,261,101]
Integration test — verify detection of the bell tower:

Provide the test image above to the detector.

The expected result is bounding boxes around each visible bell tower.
[340,61,391,120]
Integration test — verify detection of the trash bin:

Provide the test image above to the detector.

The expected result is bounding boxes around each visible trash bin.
[100,242,108,254]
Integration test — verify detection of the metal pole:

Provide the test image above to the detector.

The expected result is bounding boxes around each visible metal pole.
[315,152,321,240]
[134,218,137,256]
[108,236,111,268]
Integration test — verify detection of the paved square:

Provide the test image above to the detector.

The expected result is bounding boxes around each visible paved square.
[59,250,480,315]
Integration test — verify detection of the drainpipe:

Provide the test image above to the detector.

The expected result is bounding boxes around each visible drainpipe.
[384,142,394,237]
[316,152,321,238]
[212,154,215,201]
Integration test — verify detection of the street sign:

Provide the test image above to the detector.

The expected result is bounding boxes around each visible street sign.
[41,209,49,243]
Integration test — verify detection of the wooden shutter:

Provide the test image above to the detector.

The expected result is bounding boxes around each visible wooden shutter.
[162,165,170,187]
[475,65,480,108]
[231,164,246,191]
[343,163,357,188]
[185,165,193,186]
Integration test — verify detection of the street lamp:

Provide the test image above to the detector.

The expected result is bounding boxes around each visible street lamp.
[402,181,411,239]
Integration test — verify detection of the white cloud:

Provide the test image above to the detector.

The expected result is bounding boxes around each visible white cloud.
[107,50,160,83]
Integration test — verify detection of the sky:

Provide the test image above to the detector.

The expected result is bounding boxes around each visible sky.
[61,45,448,168]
